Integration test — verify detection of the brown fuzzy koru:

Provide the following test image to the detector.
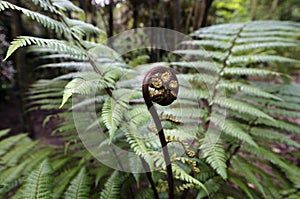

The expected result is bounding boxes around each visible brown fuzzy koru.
[143,66,179,106]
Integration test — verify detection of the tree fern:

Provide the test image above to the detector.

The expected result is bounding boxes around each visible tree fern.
[2,1,300,197]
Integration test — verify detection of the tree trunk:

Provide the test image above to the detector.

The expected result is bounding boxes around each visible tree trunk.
[11,0,32,135]
[250,0,258,21]
[171,0,182,32]
[193,0,214,31]
[267,0,279,19]
[108,2,114,38]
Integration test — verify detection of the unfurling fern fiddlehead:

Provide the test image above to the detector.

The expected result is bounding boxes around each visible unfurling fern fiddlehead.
[142,66,179,199]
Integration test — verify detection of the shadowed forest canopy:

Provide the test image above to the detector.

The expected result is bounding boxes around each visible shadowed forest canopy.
[0,0,299,199]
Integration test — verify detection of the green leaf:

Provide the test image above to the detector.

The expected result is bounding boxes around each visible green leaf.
[4,36,85,61]
[0,129,10,138]
[102,89,139,141]
[64,167,91,199]
[214,97,274,121]
[60,72,105,108]
[100,171,128,199]
[21,159,53,199]
[200,139,228,179]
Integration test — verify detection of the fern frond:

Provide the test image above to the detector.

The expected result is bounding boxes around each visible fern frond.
[182,40,231,50]
[21,159,53,199]
[211,116,258,147]
[214,97,274,121]
[38,62,91,70]
[231,157,266,197]
[196,177,222,198]
[0,129,10,138]
[217,81,282,100]
[67,18,104,36]
[172,163,208,193]
[264,108,300,119]
[227,55,300,64]
[170,61,221,73]
[51,0,83,12]
[250,127,300,148]
[60,72,106,108]
[232,42,298,53]
[123,123,153,159]
[1,140,39,166]
[236,36,300,44]
[173,49,226,61]
[200,139,227,179]
[100,171,128,199]
[257,118,300,134]
[102,89,140,141]
[4,36,86,61]
[0,134,28,156]
[31,0,57,12]
[242,145,300,187]
[240,31,300,37]
[191,33,234,41]
[0,162,27,197]
[52,166,81,199]
[229,173,257,199]
[223,67,281,77]
[64,167,90,199]
[0,1,69,35]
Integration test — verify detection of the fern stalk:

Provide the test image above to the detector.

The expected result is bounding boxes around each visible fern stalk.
[142,71,175,199]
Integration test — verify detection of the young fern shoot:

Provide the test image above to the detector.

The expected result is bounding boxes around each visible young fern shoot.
[142,66,179,199]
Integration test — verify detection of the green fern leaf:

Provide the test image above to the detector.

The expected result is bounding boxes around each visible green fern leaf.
[64,167,90,199]
[170,61,221,73]
[182,40,231,50]
[231,157,266,197]
[60,72,106,108]
[217,81,282,100]
[214,97,274,121]
[200,139,228,179]
[0,162,27,197]
[52,0,83,12]
[53,167,80,199]
[0,134,28,156]
[21,159,53,199]
[236,36,299,44]
[0,1,69,35]
[31,0,57,12]
[228,55,300,65]
[172,163,208,194]
[0,129,10,138]
[196,177,222,198]
[232,42,298,53]
[229,173,256,199]
[100,171,128,199]
[173,49,226,61]
[1,140,39,166]
[223,67,281,77]
[250,128,300,148]
[102,89,139,141]
[211,116,258,147]
[67,18,104,36]
[4,36,86,61]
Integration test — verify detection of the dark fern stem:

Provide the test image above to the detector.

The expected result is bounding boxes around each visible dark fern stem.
[142,66,179,199]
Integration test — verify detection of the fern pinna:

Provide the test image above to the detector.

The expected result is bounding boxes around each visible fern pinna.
[1,0,300,198]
